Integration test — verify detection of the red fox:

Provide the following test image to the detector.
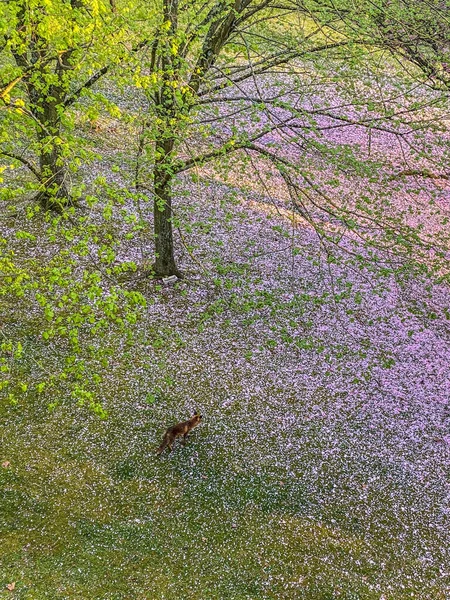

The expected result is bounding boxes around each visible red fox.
[156,412,203,455]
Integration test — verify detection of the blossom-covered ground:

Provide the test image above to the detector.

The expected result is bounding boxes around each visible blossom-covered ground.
[2,170,450,597]
[1,70,450,598]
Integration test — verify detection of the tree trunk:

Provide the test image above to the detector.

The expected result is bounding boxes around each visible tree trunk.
[35,101,71,212]
[12,9,72,213]
[152,157,181,278]
[151,0,182,278]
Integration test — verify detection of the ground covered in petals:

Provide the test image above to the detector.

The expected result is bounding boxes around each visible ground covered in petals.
[1,61,450,598]
[2,168,450,598]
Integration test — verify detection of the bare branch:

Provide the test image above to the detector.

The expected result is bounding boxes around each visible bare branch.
[198,41,352,96]
[388,169,450,181]
[64,39,151,107]
[0,151,41,180]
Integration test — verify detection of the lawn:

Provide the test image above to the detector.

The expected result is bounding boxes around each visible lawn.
[1,178,449,599]
[1,30,449,598]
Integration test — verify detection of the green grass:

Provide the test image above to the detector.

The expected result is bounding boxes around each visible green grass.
[0,387,445,600]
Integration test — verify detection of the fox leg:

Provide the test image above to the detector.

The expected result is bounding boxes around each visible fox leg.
[182,432,189,445]
[156,443,166,455]
[156,433,170,455]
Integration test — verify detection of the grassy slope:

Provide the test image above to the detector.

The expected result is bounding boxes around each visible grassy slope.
[1,181,449,599]
[1,41,450,599]
[1,380,446,599]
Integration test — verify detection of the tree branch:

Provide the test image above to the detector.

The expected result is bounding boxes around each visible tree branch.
[0,151,41,180]
[0,75,24,100]
[198,40,352,96]
[388,168,449,181]
[64,39,151,107]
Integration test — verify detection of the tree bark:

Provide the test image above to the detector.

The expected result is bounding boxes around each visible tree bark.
[149,0,182,277]
[36,100,71,211]
[12,2,76,212]
[153,153,181,278]
[12,70,71,212]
